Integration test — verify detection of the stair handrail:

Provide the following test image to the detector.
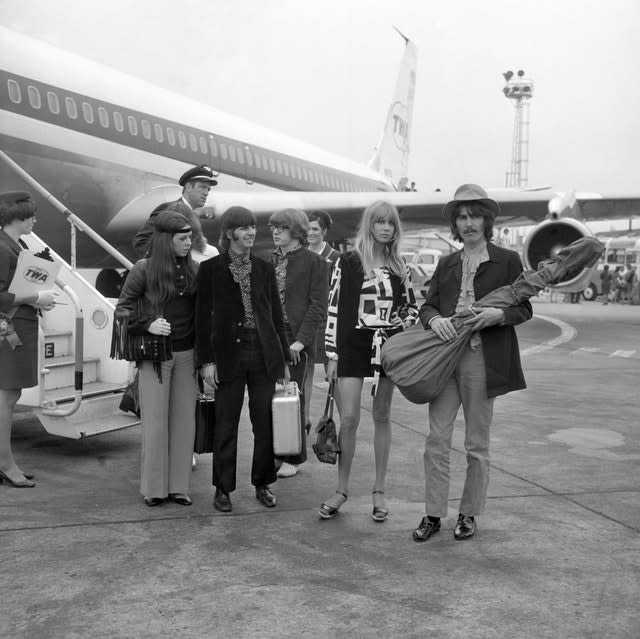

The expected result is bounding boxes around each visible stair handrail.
[0,149,133,270]
[39,279,85,417]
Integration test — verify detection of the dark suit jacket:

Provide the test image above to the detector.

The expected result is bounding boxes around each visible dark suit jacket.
[0,230,38,322]
[274,247,328,357]
[132,198,205,256]
[419,242,532,398]
[194,252,289,382]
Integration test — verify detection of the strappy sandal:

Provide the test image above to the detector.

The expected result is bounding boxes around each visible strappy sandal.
[319,491,347,520]
[372,490,389,522]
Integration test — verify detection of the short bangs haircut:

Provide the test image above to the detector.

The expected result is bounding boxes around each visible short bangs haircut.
[307,209,333,232]
[219,206,256,251]
[269,208,309,246]
[449,202,495,242]
[0,198,37,226]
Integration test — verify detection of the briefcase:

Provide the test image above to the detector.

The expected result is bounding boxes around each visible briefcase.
[194,393,215,454]
[272,381,301,456]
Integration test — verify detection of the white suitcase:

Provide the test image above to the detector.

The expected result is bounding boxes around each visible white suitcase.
[272,382,301,456]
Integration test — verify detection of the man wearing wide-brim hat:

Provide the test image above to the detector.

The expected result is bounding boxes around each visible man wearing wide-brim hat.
[133,164,218,259]
[412,183,532,543]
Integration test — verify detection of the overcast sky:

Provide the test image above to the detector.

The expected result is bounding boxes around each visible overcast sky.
[2,0,639,200]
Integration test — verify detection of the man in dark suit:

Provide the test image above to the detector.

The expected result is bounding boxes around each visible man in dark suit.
[133,164,217,257]
[413,184,532,543]
[195,206,290,513]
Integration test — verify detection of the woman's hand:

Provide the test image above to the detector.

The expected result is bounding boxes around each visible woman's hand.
[326,359,338,380]
[289,341,304,365]
[430,316,457,342]
[201,363,218,389]
[148,317,171,336]
[33,289,58,311]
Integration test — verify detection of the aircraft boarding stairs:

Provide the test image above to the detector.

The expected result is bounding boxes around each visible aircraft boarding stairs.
[18,233,138,438]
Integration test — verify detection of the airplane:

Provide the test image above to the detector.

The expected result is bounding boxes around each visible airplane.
[2,25,640,297]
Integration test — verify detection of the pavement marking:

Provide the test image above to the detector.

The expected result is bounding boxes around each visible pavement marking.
[521,314,577,356]
[610,349,636,358]
[571,346,601,355]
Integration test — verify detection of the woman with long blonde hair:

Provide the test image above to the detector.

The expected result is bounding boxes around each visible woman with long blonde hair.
[320,201,418,521]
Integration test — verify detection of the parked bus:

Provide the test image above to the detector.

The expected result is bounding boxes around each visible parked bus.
[582,236,639,300]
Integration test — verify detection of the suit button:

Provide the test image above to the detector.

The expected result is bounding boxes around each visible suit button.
[237,322,242,326]
[236,338,241,343]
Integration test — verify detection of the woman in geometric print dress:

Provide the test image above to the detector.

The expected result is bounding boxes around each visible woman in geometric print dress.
[319,200,418,522]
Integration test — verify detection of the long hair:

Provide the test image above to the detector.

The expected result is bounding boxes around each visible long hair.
[353,200,406,282]
[269,208,309,247]
[146,211,197,313]
[449,202,495,242]
[219,206,256,252]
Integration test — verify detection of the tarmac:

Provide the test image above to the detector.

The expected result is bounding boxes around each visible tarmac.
[1,299,639,639]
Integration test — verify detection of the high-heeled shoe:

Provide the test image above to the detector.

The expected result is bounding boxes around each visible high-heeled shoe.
[0,470,36,488]
[319,491,347,520]
[372,490,389,522]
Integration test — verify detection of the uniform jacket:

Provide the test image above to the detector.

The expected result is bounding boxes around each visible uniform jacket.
[194,252,289,382]
[274,247,328,353]
[419,242,532,398]
[0,229,38,322]
[132,198,205,256]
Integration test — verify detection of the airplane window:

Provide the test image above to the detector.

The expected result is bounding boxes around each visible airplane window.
[28,86,42,109]
[283,162,289,177]
[154,123,164,143]
[65,97,78,119]
[7,79,21,103]
[254,153,261,169]
[47,91,60,114]
[262,155,269,170]
[82,102,94,123]
[189,133,198,152]
[245,148,253,167]
[220,142,228,160]
[113,111,124,132]
[167,127,176,146]
[269,157,276,173]
[128,115,138,136]
[302,167,308,181]
[276,159,282,174]
[289,163,296,178]
[237,147,244,164]
[199,136,207,155]
[178,130,186,148]
[208,138,218,156]
[141,119,151,140]
[98,107,109,128]
[296,165,302,180]
[229,145,236,162]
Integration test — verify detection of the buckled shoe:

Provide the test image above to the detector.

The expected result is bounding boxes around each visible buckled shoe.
[413,516,441,542]
[454,514,476,540]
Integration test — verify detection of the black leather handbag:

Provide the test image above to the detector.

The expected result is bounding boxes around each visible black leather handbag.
[312,380,340,464]
[194,393,215,454]
[110,307,172,362]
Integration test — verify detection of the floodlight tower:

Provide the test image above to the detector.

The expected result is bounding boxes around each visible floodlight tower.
[502,69,534,188]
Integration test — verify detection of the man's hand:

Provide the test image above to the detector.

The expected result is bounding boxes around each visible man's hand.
[464,307,505,330]
[289,341,304,365]
[194,206,215,220]
[430,316,457,342]
[201,363,218,389]
[326,359,338,380]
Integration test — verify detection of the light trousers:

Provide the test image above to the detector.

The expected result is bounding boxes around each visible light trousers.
[138,349,198,499]
[424,344,494,518]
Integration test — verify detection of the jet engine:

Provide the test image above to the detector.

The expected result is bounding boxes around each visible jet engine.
[522,216,596,293]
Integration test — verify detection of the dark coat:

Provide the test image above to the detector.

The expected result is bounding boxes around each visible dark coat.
[419,242,532,398]
[194,252,289,382]
[132,198,205,256]
[0,230,37,322]
[274,247,328,355]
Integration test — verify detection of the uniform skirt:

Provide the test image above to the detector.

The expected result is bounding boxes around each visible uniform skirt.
[0,317,38,389]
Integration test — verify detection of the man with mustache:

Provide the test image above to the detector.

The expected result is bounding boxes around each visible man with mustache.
[413,184,532,542]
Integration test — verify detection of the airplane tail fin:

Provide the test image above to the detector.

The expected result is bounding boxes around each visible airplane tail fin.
[368,29,418,190]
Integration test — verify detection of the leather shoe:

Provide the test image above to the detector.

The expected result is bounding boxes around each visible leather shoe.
[213,489,232,512]
[169,493,192,506]
[144,497,164,507]
[454,514,476,540]
[255,485,276,508]
[413,516,441,542]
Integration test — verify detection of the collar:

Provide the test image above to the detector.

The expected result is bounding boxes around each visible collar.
[180,196,193,210]
[273,244,303,258]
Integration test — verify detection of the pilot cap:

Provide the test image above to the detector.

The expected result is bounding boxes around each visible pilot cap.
[178,165,218,187]
[0,190,37,216]
[442,184,500,219]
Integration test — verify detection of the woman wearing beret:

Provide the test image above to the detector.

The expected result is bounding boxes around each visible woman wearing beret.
[0,192,57,488]
[115,211,199,506]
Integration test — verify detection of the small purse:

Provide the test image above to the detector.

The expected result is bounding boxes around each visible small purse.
[194,392,215,454]
[119,371,140,417]
[110,307,172,363]
[312,380,340,464]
